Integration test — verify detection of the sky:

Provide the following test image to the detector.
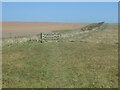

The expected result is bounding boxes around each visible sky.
[2,2,118,23]
[1,0,119,2]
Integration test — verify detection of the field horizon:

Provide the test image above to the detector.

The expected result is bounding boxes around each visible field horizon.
[2,22,118,38]
[2,22,90,38]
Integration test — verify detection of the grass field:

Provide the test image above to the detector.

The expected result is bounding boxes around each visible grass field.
[2,23,118,88]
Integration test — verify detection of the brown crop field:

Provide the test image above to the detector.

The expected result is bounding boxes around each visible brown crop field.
[2,22,89,38]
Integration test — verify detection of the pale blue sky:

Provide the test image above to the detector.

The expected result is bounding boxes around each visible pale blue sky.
[2,2,118,23]
[1,0,119,2]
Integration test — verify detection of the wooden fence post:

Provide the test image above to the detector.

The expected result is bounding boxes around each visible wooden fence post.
[41,33,42,43]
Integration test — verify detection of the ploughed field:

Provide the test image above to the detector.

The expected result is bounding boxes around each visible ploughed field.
[2,22,89,38]
[2,23,118,88]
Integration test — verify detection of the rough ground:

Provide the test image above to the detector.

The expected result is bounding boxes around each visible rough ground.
[2,23,118,88]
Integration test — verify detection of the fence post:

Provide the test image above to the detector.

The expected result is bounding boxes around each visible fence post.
[41,32,42,43]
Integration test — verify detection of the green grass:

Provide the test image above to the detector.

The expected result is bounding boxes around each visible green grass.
[2,24,118,88]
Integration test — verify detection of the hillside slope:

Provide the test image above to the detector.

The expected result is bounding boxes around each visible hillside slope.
[2,23,118,88]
